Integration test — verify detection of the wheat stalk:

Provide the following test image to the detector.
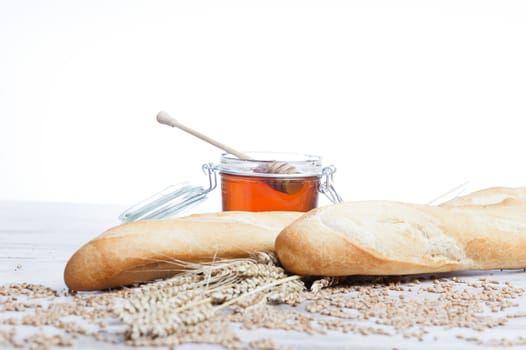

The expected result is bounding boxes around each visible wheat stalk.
[114,252,305,340]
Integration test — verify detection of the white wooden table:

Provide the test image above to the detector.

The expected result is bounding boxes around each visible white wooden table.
[1,200,526,349]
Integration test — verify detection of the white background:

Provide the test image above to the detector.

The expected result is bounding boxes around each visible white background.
[1,0,525,207]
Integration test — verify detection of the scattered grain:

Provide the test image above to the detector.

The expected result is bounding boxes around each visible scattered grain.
[1,257,525,349]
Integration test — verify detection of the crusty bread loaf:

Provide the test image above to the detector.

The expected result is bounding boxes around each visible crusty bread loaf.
[275,187,526,276]
[440,186,526,209]
[64,211,302,291]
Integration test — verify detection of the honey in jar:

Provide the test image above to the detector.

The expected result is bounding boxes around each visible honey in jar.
[217,152,324,212]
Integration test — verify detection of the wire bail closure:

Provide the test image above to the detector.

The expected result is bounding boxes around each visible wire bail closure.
[201,162,218,192]
[319,165,343,203]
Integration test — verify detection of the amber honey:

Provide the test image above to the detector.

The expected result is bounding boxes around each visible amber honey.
[221,174,319,212]
[216,152,327,212]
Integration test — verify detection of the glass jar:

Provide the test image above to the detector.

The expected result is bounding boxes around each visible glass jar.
[119,152,341,222]
[217,152,323,212]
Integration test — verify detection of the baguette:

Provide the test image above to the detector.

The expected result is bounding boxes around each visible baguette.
[440,186,526,209]
[275,187,526,276]
[64,211,302,291]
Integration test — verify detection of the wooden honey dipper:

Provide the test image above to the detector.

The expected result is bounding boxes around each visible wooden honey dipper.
[156,111,303,194]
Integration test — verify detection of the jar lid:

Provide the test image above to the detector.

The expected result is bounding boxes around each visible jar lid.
[118,182,209,222]
[217,152,323,178]
[118,163,217,222]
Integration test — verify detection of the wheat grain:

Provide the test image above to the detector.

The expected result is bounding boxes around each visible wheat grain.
[112,253,305,340]
[2,257,526,349]
[310,276,344,293]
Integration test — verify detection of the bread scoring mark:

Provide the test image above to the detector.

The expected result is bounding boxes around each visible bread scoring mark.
[469,194,512,206]
[491,218,526,233]
[320,201,466,266]
[378,218,464,264]
[423,236,465,264]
